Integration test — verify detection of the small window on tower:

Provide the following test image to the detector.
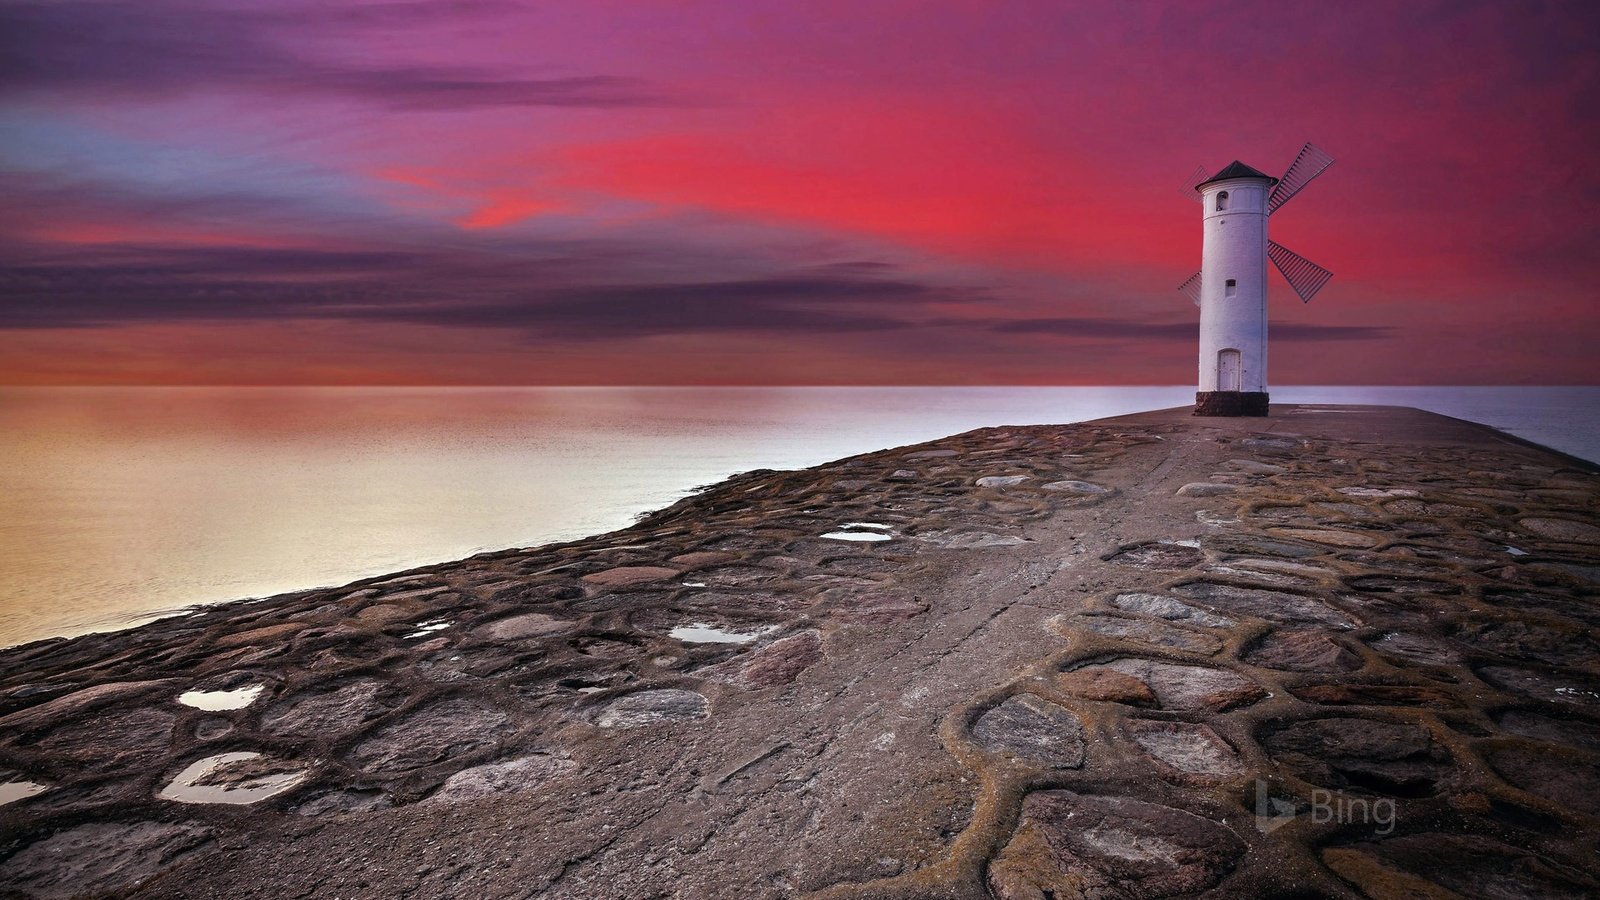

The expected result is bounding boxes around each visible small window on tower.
[1225,279,1237,298]
[1216,191,1230,211]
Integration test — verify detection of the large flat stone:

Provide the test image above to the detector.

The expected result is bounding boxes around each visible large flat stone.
[912,529,1028,548]
[1478,665,1600,707]
[423,755,569,804]
[1275,527,1382,548]
[1290,683,1456,707]
[988,791,1245,899]
[1105,541,1203,571]
[1076,659,1265,712]
[0,679,175,733]
[1324,834,1600,900]
[1520,517,1600,543]
[33,707,176,771]
[1172,581,1358,628]
[971,694,1085,768]
[1263,717,1453,797]
[1041,480,1110,494]
[1243,629,1362,672]
[595,689,709,728]
[1176,482,1236,497]
[0,821,216,897]
[260,678,401,739]
[701,631,823,689]
[581,566,680,587]
[350,699,514,773]
[1126,720,1245,780]
[1496,709,1600,751]
[1484,745,1600,817]
[1108,592,1234,629]
[1368,632,1461,665]
[1056,668,1156,706]
[1065,614,1224,655]
[477,613,569,641]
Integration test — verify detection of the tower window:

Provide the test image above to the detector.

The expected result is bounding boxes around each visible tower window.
[1216,191,1230,211]
[1225,278,1237,298]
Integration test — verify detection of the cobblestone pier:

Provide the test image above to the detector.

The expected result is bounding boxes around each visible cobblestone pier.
[3,405,1598,899]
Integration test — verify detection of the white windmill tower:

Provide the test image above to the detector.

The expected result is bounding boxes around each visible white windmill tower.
[1177,144,1335,416]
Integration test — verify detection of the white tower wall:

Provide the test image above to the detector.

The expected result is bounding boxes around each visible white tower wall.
[1197,177,1271,395]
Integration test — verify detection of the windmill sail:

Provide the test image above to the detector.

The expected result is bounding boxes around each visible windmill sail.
[1180,165,1210,204]
[1177,271,1202,306]
[1268,240,1333,303]
[1268,143,1334,213]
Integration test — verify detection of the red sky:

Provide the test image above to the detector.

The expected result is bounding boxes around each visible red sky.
[1,0,1596,384]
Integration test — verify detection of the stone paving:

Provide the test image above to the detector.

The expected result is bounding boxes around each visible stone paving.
[0,405,1597,898]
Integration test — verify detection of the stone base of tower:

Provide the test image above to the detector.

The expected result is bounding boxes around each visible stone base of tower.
[1194,391,1269,417]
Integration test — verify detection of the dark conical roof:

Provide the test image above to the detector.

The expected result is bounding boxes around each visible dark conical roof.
[1196,160,1278,190]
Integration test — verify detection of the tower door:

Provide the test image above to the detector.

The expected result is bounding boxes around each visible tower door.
[1217,349,1241,392]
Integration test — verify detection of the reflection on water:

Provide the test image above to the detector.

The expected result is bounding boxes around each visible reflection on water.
[820,531,895,542]
[157,752,308,805]
[822,522,897,542]
[403,620,452,640]
[0,780,49,806]
[177,685,266,711]
[668,623,774,644]
[1,386,1594,648]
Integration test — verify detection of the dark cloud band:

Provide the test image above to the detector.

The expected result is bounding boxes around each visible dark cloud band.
[0,241,957,339]
[0,1,670,108]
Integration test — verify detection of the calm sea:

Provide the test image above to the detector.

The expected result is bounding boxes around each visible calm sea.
[1,386,1595,647]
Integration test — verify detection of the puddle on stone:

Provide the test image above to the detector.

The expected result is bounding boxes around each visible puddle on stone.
[177,685,266,711]
[682,581,708,588]
[558,673,634,696]
[0,779,49,806]
[158,752,309,805]
[821,530,893,542]
[669,622,775,644]
[403,620,451,640]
